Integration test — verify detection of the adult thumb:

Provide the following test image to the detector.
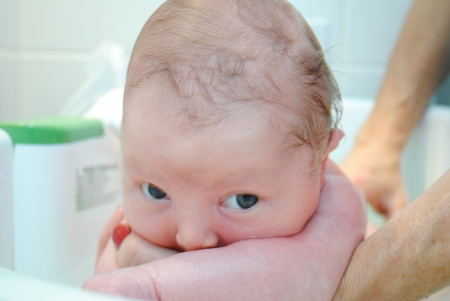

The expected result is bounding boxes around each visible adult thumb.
[82,266,160,300]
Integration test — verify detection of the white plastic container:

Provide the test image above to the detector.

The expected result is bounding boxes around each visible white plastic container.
[0,130,14,270]
[0,116,123,286]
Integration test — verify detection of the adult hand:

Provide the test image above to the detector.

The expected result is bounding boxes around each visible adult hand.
[340,140,408,219]
[83,161,366,301]
[95,206,124,274]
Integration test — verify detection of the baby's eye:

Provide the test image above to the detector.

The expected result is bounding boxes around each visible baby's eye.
[224,194,258,210]
[142,183,168,201]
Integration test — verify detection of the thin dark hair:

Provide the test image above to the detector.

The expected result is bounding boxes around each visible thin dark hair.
[125,0,342,149]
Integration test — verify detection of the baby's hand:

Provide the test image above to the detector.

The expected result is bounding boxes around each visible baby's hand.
[95,207,178,274]
[115,226,179,269]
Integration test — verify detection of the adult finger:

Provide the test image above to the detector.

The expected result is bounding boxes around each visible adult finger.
[95,238,119,274]
[83,265,160,300]
[96,206,124,264]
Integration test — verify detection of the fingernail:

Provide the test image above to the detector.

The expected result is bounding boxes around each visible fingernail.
[112,224,131,248]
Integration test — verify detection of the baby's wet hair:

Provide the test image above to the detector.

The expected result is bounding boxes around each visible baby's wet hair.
[125,0,342,149]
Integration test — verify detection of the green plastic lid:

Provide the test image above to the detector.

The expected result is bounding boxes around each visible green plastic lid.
[0,116,104,145]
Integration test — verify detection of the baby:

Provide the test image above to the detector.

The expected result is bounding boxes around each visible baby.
[122,0,344,251]
[86,0,365,299]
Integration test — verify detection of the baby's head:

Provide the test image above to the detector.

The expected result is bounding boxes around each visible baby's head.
[121,0,343,251]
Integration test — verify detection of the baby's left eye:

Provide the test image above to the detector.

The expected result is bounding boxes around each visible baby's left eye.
[224,194,259,210]
[142,183,168,201]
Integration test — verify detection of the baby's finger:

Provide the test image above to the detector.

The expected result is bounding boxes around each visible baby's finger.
[117,232,179,268]
[96,206,125,264]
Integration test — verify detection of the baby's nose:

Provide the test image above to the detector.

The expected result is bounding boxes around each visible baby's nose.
[175,209,219,251]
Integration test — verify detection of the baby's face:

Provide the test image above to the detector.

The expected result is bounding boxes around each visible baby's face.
[122,86,328,251]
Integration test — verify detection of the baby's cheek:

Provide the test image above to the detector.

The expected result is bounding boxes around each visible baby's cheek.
[283,187,321,234]
[123,200,179,249]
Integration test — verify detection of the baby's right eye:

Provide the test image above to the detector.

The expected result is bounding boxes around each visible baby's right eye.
[142,183,168,201]
[224,194,258,210]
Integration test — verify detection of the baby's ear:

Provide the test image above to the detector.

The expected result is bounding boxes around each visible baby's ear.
[325,128,344,156]
[320,129,344,189]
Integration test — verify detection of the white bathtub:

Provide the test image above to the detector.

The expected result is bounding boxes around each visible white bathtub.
[1,96,449,300]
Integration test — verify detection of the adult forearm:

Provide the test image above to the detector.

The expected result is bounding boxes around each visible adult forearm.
[333,169,450,301]
[358,0,450,151]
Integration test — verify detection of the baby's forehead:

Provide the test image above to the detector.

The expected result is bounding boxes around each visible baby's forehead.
[125,79,271,134]
[123,81,326,167]
[123,89,322,177]
[125,46,323,145]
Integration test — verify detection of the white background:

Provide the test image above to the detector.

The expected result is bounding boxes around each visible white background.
[0,0,416,121]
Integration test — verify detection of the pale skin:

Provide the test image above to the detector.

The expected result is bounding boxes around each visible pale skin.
[335,0,450,299]
[83,78,366,300]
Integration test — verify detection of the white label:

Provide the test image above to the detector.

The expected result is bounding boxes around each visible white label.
[76,164,121,211]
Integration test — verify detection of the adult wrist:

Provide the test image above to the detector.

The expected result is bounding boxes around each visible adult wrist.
[353,121,407,159]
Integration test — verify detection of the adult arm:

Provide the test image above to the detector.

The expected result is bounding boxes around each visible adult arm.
[341,0,450,217]
[333,168,450,301]
[83,161,366,301]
